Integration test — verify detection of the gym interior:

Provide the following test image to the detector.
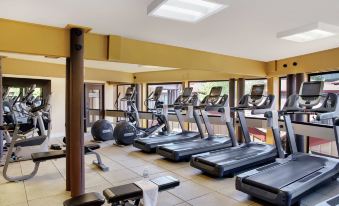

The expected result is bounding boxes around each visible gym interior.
[0,1,339,206]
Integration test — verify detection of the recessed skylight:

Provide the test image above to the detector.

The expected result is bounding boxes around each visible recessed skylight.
[147,0,227,23]
[277,22,339,43]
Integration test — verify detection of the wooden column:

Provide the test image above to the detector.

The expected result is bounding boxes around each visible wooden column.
[229,79,236,139]
[65,57,71,191]
[0,57,3,157]
[285,74,296,153]
[229,79,236,108]
[66,28,85,197]
[237,78,245,143]
[295,73,306,152]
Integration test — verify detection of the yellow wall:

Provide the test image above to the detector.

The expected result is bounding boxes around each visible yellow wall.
[109,36,267,77]
[266,47,339,77]
[2,57,134,83]
[134,69,256,83]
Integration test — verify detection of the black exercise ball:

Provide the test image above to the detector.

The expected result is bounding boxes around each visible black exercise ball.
[113,120,137,145]
[91,119,114,141]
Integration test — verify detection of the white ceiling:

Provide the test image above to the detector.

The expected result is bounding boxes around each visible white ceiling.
[0,52,178,73]
[1,0,339,61]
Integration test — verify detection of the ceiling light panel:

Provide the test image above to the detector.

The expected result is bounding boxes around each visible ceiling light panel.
[278,22,339,43]
[148,0,227,23]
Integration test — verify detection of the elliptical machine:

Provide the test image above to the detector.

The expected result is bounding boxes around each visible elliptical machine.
[113,86,169,145]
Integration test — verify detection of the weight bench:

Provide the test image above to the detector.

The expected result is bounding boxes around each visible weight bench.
[3,143,108,182]
[63,176,180,206]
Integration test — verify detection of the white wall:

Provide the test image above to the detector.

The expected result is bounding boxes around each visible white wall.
[49,78,65,138]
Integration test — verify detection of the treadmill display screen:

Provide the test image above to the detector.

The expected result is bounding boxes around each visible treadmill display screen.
[153,87,163,99]
[209,87,222,97]
[182,87,193,97]
[251,85,264,96]
[125,87,135,97]
[301,82,322,96]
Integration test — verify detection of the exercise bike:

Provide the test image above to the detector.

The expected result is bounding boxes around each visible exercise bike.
[113,86,170,145]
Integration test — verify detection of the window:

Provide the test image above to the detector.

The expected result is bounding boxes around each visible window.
[188,81,229,136]
[279,77,287,110]
[308,72,339,157]
[147,83,183,132]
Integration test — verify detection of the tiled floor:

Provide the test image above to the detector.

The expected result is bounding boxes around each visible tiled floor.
[0,135,338,206]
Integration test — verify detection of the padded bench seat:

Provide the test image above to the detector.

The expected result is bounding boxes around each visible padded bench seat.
[103,176,179,204]
[31,143,101,163]
[31,150,66,162]
[84,144,100,153]
[63,192,105,206]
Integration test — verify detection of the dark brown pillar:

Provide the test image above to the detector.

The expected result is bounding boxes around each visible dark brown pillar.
[237,78,245,143]
[67,28,85,197]
[65,57,71,191]
[229,79,236,140]
[285,74,296,153]
[229,79,236,108]
[286,74,296,97]
[295,73,306,152]
[0,57,3,157]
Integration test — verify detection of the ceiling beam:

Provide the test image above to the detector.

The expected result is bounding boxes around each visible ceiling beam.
[109,35,267,77]
[266,47,339,76]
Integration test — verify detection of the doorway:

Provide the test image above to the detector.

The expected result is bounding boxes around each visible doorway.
[84,83,105,131]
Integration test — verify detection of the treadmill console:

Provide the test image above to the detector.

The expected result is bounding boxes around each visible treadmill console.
[299,81,324,107]
[122,87,136,101]
[151,86,163,102]
[249,84,265,105]
[202,86,222,105]
[173,87,193,106]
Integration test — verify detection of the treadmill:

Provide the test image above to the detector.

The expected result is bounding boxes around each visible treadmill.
[133,87,201,152]
[236,81,339,206]
[156,87,236,161]
[190,84,284,177]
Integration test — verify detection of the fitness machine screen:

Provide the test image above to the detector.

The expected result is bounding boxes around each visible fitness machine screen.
[251,84,264,97]
[125,87,135,97]
[301,82,322,97]
[182,87,193,97]
[209,87,222,97]
[153,87,163,99]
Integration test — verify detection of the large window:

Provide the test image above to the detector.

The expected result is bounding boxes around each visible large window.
[147,83,183,132]
[308,72,339,157]
[188,81,229,136]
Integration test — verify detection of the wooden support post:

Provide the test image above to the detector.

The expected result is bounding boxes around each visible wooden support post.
[295,73,306,152]
[0,57,3,157]
[65,57,71,191]
[66,28,85,197]
[237,78,245,143]
[229,79,236,139]
[285,74,296,153]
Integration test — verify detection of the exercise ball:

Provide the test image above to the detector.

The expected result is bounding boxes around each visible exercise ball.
[91,119,114,141]
[113,120,137,145]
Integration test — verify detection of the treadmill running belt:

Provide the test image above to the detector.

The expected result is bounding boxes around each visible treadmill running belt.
[196,144,275,166]
[243,155,325,193]
[327,195,339,206]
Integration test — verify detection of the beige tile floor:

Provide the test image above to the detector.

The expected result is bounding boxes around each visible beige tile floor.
[0,135,338,206]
